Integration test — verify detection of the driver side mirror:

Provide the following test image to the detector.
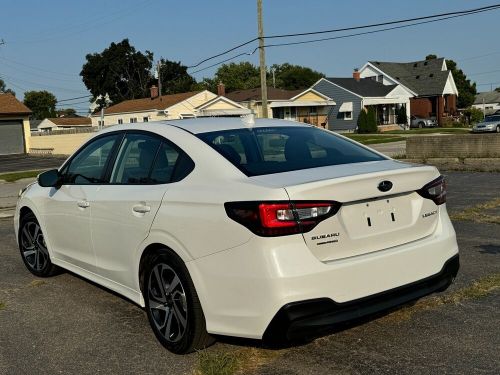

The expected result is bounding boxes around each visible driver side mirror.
[38,169,62,188]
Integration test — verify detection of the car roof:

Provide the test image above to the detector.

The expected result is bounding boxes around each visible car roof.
[162,117,310,134]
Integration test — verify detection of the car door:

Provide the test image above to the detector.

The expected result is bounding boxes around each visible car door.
[43,133,122,270]
[89,132,185,289]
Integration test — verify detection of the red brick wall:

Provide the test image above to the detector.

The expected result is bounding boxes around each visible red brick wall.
[410,97,433,118]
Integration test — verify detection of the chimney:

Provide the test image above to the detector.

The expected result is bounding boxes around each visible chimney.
[150,85,159,99]
[217,82,225,96]
[353,68,360,81]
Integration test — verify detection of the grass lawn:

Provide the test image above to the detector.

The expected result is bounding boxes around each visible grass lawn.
[0,170,44,182]
[345,134,405,145]
[384,128,471,134]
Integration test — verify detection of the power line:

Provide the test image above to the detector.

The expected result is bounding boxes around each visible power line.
[467,69,500,77]
[57,95,92,103]
[0,55,79,78]
[189,6,500,76]
[187,3,500,71]
[265,3,500,39]
[258,8,500,51]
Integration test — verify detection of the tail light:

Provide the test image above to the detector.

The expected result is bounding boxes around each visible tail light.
[417,175,446,205]
[225,201,341,237]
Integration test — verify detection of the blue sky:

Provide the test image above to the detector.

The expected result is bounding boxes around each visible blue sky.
[1,0,499,113]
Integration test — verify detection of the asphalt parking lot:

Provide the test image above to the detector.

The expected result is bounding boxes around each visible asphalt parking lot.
[0,172,499,375]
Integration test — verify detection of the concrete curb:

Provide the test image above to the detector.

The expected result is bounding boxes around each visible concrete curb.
[0,208,14,219]
[399,158,500,172]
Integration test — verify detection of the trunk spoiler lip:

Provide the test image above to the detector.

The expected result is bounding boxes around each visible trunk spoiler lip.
[248,160,439,189]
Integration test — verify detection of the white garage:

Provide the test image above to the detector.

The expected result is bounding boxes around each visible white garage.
[0,94,32,155]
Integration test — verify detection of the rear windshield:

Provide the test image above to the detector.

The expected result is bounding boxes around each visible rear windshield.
[197,126,386,176]
[484,115,500,122]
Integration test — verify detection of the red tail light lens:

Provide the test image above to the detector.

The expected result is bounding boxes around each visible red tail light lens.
[225,201,341,237]
[417,175,446,205]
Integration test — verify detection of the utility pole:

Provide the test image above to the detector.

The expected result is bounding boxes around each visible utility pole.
[257,0,268,118]
[157,60,162,99]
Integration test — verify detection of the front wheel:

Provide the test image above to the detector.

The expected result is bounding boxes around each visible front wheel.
[19,212,59,277]
[418,122,424,128]
[496,125,500,133]
[144,250,214,354]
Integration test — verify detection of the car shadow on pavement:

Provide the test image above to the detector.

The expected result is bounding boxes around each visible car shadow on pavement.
[477,244,500,255]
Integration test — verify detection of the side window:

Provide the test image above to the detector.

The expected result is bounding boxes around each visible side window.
[110,133,161,184]
[210,134,247,164]
[149,141,194,184]
[65,134,120,184]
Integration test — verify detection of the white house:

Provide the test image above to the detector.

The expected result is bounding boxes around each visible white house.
[473,91,500,115]
[91,87,251,127]
[37,117,94,132]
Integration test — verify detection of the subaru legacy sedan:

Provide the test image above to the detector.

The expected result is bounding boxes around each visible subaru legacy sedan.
[15,118,459,354]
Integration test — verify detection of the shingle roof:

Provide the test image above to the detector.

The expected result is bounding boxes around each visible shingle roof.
[47,117,92,126]
[369,58,450,96]
[474,91,500,105]
[225,87,303,102]
[101,91,202,115]
[0,93,32,116]
[324,78,397,97]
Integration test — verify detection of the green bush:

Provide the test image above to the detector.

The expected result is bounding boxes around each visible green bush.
[357,109,368,133]
[397,106,407,125]
[367,107,378,133]
[462,107,484,125]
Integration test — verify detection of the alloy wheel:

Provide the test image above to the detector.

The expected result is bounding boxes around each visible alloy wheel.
[20,221,49,272]
[147,263,188,343]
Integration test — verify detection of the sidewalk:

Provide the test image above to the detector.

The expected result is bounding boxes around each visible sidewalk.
[0,178,35,218]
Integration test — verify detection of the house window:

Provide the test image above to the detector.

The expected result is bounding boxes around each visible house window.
[377,75,383,83]
[118,119,123,124]
[344,112,353,120]
[98,120,104,127]
[143,117,149,122]
[309,106,317,115]
[130,118,137,123]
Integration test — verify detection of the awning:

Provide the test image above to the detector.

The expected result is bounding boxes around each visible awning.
[269,100,335,108]
[338,102,353,112]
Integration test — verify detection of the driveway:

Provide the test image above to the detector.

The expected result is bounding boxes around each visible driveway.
[0,154,67,174]
[0,172,499,374]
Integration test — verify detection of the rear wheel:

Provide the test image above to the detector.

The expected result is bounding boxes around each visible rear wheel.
[418,122,424,128]
[144,249,214,354]
[496,125,499,133]
[19,212,59,277]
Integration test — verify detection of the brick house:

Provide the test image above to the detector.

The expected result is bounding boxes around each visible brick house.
[359,58,458,125]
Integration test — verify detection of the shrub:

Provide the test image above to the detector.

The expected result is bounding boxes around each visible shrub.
[367,107,378,133]
[357,109,368,133]
[397,106,407,125]
[462,107,484,125]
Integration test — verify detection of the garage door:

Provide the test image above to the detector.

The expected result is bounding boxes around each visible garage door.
[0,121,25,155]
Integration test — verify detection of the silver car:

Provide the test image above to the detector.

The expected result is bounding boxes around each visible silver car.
[410,116,437,128]
[472,115,500,133]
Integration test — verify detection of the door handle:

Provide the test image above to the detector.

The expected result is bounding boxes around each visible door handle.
[133,204,151,214]
[77,200,90,208]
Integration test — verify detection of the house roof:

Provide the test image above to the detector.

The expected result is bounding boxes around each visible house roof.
[47,117,92,126]
[100,91,202,115]
[225,87,303,102]
[368,58,450,96]
[0,93,32,116]
[324,77,397,97]
[474,91,500,105]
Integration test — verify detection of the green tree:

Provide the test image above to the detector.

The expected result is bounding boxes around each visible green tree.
[0,79,15,96]
[56,108,78,117]
[366,107,378,133]
[271,63,325,90]
[24,90,57,120]
[495,87,500,92]
[213,62,260,92]
[157,59,196,95]
[425,54,438,60]
[446,59,477,108]
[80,39,154,107]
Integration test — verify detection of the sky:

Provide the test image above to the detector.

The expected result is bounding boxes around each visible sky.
[1,0,499,114]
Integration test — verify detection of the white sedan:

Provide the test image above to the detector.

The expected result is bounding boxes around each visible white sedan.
[15,118,459,354]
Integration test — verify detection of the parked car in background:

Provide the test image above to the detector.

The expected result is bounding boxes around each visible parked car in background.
[410,115,437,128]
[15,118,459,354]
[472,114,500,133]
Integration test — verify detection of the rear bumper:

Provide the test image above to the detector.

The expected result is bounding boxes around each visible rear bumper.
[188,207,458,339]
[263,254,459,342]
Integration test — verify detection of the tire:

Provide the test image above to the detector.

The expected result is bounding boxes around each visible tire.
[496,125,500,133]
[144,249,214,354]
[418,122,424,129]
[18,212,59,277]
